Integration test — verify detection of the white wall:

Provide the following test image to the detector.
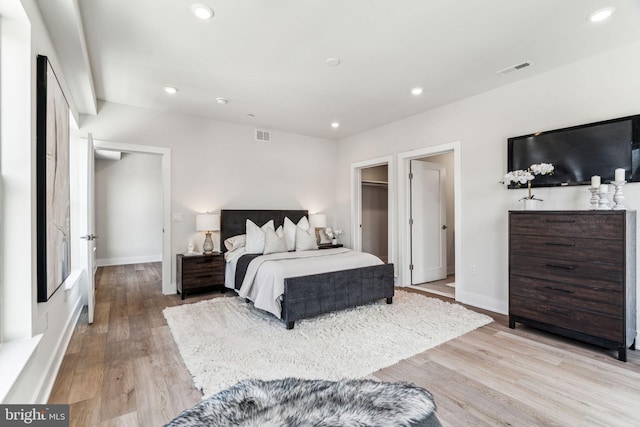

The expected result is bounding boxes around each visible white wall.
[336,41,640,315]
[1,0,85,403]
[94,152,163,266]
[78,101,338,286]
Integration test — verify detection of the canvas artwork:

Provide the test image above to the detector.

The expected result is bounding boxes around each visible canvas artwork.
[36,55,71,302]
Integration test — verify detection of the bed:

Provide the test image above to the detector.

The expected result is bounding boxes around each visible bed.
[220,209,394,329]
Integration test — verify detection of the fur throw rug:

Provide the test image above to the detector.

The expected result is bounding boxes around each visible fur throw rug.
[165,378,440,427]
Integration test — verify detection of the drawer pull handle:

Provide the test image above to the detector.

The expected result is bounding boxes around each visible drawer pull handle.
[545,219,576,223]
[547,308,574,317]
[544,242,575,247]
[544,286,574,294]
[196,274,213,279]
[545,264,576,271]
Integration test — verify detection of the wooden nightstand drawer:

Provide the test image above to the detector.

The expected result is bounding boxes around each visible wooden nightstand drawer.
[177,254,225,299]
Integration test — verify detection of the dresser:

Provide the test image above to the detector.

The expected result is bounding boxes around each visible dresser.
[176,253,225,299]
[509,210,636,361]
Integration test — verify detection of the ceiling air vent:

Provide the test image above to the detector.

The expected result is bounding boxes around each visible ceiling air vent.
[497,61,532,75]
[255,129,271,142]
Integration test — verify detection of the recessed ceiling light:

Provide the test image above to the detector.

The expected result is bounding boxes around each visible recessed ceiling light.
[326,58,341,67]
[216,97,228,105]
[331,122,340,129]
[163,86,178,94]
[191,4,214,20]
[588,7,615,22]
[411,87,423,96]
[247,113,255,118]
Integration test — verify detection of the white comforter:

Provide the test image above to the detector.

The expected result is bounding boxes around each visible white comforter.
[230,248,383,319]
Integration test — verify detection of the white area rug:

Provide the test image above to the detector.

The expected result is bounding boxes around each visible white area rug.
[163,291,492,397]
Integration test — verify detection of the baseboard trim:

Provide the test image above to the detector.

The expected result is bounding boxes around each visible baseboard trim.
[96,255,162,267]
[456,289,507,315]
[33,296,83,404]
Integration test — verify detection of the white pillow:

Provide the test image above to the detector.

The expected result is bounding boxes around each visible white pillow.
[284,216,310,251]
[295,224,318,251]
[224,234,246,251]
[263,227,288,255]
[245,219,275,254]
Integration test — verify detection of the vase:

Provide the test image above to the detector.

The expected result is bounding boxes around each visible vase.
[332,238,338,245]
[522,199,541,210]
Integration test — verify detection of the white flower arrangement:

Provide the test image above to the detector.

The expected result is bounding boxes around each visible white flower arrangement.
[502,163,554,200]
[324,228,343,241]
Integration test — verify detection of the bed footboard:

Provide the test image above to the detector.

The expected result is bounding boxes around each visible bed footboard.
[282,263,394,329]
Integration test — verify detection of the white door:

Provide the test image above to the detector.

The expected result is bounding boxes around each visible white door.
[80,134,97,323]
[410,160,447,284]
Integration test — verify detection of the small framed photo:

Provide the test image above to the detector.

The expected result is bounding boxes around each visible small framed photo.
[315,227,331,245]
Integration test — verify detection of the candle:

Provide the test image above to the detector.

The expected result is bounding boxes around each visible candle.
[591,175,601,188]
[615,168,625,182]
[599,184,609,194]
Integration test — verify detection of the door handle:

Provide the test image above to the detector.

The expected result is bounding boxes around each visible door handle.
[81,234,100,241]
[442,225,448,230]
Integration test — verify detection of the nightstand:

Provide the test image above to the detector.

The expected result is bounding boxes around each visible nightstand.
[176,253,225,299]
[318,243,344,249]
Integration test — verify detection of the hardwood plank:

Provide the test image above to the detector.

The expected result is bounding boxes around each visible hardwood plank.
[99,412,139,427]
[48,352,80,404]
[49,263,640,426]
[133,355,174,426]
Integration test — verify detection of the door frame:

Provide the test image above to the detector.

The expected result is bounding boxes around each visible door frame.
[397,142,461,295]
[90,140,173,295]
[350,156,395,270]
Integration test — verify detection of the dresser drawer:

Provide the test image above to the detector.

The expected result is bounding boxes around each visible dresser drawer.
[510,254,623,291]
[182,272,224,288]
[510,276,623,317]
[510,295,623,342]
[510,212,624,239]
[510,234,623,265]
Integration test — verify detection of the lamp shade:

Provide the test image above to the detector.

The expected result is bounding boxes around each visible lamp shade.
[309,213,327,228]
[196,213,220,232]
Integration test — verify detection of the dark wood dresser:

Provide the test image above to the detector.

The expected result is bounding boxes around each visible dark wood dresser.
[176,253,225,299]
[509,210,636,361]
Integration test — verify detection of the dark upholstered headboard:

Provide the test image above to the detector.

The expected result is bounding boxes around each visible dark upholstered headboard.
[220,209,308,252]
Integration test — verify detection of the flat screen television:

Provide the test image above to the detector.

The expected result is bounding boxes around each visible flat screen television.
[507,114,640,188]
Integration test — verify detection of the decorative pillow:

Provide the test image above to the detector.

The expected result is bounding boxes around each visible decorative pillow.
[284,216,310,251]
[245,219,275,254]
[295,224,318,251]
[224,234,246,251]
[263,227,288,255]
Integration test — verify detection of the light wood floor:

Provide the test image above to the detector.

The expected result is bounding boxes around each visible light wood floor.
[49,263,640,426]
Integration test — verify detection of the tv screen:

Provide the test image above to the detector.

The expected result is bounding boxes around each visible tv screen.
[508,114,640,188]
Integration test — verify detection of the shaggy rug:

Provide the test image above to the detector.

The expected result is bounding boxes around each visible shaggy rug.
[163,290,492,397]
[165,378,441,427]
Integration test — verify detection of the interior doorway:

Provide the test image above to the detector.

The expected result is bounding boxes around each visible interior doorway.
[361,165,389,263]
[350,156,395,268]
[398,143,461,300]
[89,140,173,295]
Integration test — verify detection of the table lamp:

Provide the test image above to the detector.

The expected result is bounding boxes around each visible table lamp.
[196,213,220,254]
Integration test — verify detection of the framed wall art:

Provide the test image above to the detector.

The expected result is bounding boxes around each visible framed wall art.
[36,55,71,302]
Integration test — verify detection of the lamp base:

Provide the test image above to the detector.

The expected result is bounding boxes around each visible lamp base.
[203,231,214,254]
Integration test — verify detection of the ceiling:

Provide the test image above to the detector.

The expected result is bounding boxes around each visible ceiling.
[38,0,640,139]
